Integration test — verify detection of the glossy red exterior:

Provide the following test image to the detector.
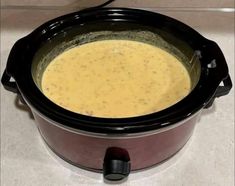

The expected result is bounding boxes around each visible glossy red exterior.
[33,112,199,171]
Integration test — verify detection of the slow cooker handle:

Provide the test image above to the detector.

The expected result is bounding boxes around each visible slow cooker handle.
[205,75,232,108]
[1,38,27,104]
[1,69,27,104]
[103,147,131,181]
[214,75,232,98]
[203,40,233,108]
[1,70,18,93]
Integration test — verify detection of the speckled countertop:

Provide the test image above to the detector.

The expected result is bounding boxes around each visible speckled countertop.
[1,8,234,186]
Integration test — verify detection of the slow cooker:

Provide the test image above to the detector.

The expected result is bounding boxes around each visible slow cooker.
[1,6,232,181]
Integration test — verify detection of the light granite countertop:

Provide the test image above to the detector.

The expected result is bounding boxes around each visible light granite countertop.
[1,8,234,186]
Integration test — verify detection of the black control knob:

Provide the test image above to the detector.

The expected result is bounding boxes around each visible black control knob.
[103,147,131,181]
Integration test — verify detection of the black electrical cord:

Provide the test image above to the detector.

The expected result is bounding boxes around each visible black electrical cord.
[86,0,116,10]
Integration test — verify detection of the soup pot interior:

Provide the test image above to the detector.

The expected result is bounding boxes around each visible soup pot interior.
[31,22,201,96]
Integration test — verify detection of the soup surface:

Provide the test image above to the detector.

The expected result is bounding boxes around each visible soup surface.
[42,40,191,118]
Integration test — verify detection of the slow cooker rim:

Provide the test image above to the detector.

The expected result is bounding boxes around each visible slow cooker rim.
[6,7,228,134]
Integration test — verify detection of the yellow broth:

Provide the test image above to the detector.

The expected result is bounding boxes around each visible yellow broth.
[41,40,191,118]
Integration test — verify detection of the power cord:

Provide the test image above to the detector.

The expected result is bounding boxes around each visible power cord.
[87,0,116,10]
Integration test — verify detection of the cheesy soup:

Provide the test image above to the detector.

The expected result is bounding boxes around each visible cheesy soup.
[41,40,191,118]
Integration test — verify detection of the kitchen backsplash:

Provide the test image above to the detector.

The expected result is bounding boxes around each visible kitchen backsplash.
[2,0,234,8]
